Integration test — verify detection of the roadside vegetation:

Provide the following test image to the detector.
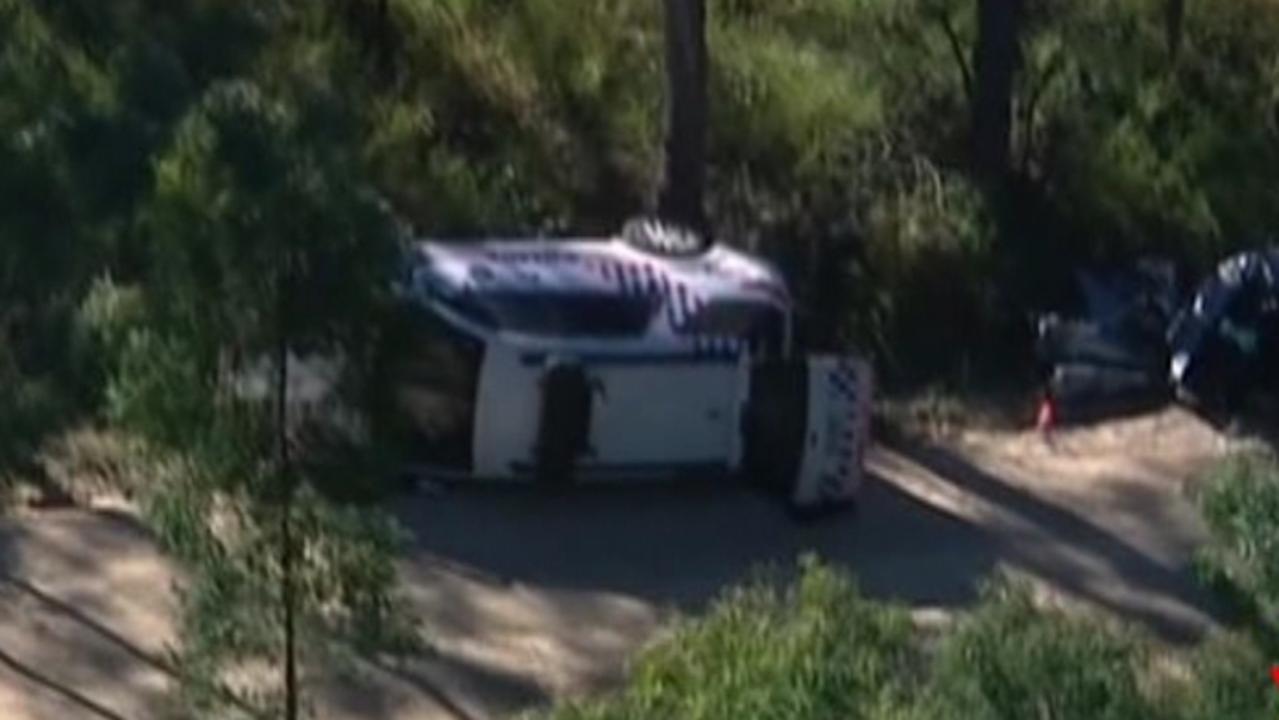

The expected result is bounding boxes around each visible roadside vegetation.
[542,462,1279,720]
[11,0,1279,420]
[1195,451,1279,652]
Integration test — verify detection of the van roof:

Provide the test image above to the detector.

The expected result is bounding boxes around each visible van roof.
[401,237,792,311]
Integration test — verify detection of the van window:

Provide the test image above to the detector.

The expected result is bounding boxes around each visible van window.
[679,300,788,356]
[473,292,658,338]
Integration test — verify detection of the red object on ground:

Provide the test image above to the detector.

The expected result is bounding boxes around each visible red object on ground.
[1036,396,1057,434]
[1270,665,1279,688]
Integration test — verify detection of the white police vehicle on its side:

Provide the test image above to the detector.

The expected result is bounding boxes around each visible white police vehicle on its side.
[383,219,873,512]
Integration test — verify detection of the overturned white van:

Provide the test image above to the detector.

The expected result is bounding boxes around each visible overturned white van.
[381,221,873,511]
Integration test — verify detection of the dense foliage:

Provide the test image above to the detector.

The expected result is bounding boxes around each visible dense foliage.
[1195,451,1279,646]
[1,2,415,715]
[8,0,1279,401]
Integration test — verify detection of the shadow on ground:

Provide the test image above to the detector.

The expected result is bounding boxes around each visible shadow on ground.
[391,464,1009,716]
[0,511,173,720]
[400,471,998,614]
[395,428,1224,720]
[888,437,1223,641]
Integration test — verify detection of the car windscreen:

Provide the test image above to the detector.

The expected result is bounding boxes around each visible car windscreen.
[470,292,658,338]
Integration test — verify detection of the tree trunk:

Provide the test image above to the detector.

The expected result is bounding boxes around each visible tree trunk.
[657,0,709,235]
[1165,0,1185,60]
[281,492,297,720]
[274,264,299,720]
[338,0,396,82]
[971,0,1024,187]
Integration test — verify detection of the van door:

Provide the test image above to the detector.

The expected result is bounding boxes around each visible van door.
[472,348,747,482]
[583,357,746,478]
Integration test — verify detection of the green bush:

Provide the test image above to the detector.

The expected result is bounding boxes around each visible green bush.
[540,561,1276,720]
[548,557,919,720]
[924,578,1153,720]
[1195,453,1279,635]
[1172,633,1279,720]
[70,275,147,409]
[105,329,216,455]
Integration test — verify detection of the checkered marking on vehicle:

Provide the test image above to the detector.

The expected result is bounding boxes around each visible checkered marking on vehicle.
[819,360,873,500]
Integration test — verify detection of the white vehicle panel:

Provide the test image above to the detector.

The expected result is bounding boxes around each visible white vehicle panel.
[472,346,748,479]
[472,344,544,478]
[588,360,744,468]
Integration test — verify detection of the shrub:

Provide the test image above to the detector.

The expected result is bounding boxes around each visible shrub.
[1172,633,1279,720]
[71,275,148,410]
[548,557,920,720]
[1195,452,1279,634]
[540,563,1279,720]
[923,577,1154,720]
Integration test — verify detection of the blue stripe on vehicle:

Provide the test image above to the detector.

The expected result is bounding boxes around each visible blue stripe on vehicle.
[618,264,633,294]
[642,264,656,295]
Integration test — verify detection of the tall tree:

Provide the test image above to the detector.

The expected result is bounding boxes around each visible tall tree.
[656,0,709,235]
[970,0,1025,187]
[115,75,417,718]
[1165,0,1185,59]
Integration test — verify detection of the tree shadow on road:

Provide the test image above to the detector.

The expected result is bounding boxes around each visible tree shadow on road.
[347,649,549,720]
[400,430,1224,657]
[885,435,1225,642]
[399,472,1000,614]
[393,473,1004,716]
[0,509,270,720]
[0,515,142,720]
[0,573,174,676]
[0,647,129,720]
